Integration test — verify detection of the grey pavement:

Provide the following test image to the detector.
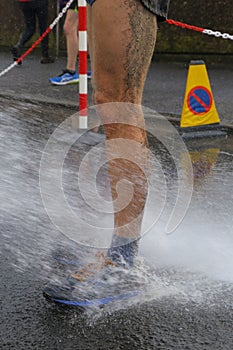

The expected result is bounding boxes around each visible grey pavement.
[0,50,233,125]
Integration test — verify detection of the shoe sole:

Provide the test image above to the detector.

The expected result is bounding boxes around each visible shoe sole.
[49,80,79,86]
[43,288,142,308]
[49,76,91,86]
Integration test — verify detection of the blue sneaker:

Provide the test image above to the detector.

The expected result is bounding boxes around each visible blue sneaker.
[49,70,79,85]
[49,70,91,85]
[43,253,147,308]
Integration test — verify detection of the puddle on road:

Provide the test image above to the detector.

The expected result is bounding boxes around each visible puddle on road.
[0,98,232,314]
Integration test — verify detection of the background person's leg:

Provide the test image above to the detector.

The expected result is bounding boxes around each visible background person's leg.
[49,8,79,84]
[35,0,53,62]
[88,0,157,265]
[15,3,36,50]
[63,9,79,72]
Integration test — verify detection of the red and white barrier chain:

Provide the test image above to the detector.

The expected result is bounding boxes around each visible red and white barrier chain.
[166,19,233,41]
[0,14,232,80]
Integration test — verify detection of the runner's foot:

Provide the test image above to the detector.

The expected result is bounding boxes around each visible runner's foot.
[43,252,133,306]
[49,69,91,85]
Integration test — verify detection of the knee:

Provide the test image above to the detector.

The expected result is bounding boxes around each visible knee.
[93,83,140,105]
[93,88,127,105]
[93,90,110,105]
[63,22,76,37]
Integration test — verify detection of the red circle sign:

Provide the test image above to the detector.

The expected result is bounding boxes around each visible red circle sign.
[187,86,213,115]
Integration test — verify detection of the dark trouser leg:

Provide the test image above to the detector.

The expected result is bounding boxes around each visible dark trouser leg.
[16,3,36,49]
[36,0,49,57]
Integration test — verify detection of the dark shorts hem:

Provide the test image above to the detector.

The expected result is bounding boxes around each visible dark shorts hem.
[86,0,96,5]
[69,0,78,10]
[140,0,170,21]
[60,0,78,11]
[86,0,170,21]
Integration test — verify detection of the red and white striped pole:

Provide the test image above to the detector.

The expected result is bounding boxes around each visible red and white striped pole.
[78,0,88,129]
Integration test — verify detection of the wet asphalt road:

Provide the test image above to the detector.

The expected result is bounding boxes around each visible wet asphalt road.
[0,51,232,125]
[0,52,233,349]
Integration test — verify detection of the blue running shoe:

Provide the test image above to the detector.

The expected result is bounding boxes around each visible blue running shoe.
[43,253,144,308]
[49,69,79,85]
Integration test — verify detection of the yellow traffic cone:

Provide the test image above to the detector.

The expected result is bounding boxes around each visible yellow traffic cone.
[180,60,226,138]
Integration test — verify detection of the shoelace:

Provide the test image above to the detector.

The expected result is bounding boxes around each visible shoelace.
[71,252,116,282]
[59,69,76,77]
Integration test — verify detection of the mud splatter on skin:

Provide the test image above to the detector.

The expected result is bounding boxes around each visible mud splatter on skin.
[123,0,157,102]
